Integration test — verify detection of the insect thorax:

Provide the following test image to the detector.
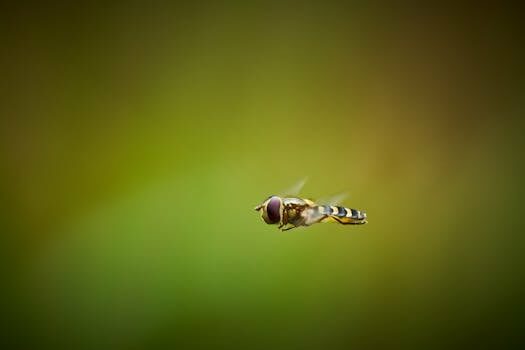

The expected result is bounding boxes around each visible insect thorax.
[283,197,310,225]
[282,197,308,206]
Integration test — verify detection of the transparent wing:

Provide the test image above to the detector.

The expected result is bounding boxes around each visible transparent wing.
[304,207,322,225]
[303,206,336,226]
[279,177,307,197]
[315,192,349,206]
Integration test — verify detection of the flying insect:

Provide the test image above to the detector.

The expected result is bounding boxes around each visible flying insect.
[254,180,367,231]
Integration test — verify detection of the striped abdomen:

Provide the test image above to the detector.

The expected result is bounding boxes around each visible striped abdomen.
[317,205,367,225]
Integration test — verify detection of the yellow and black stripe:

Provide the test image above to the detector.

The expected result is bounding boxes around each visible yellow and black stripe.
[317,205,367,225]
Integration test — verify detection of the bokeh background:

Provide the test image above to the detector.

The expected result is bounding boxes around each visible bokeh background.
[2,2,525,349]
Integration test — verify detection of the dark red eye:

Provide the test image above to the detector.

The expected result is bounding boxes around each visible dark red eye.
[266,197,281,224]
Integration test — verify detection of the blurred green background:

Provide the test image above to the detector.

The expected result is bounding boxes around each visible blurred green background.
[2,2,525,349]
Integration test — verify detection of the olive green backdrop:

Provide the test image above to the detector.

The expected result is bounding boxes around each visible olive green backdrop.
[2,2,524,349]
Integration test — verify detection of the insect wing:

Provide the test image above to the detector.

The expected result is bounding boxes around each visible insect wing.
[279,178,307,197]
[316,192,349,206]
[303,206,326,226]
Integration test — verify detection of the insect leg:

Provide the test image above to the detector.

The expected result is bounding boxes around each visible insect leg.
[332,217,344,224]
[332,216,367,225]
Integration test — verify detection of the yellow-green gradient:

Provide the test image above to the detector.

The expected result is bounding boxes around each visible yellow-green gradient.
[3,2,524,349]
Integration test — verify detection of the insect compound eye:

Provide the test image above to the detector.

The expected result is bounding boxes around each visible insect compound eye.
[265,197,281,224]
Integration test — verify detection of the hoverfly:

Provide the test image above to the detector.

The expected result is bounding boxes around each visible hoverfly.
[254,179,367,231]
